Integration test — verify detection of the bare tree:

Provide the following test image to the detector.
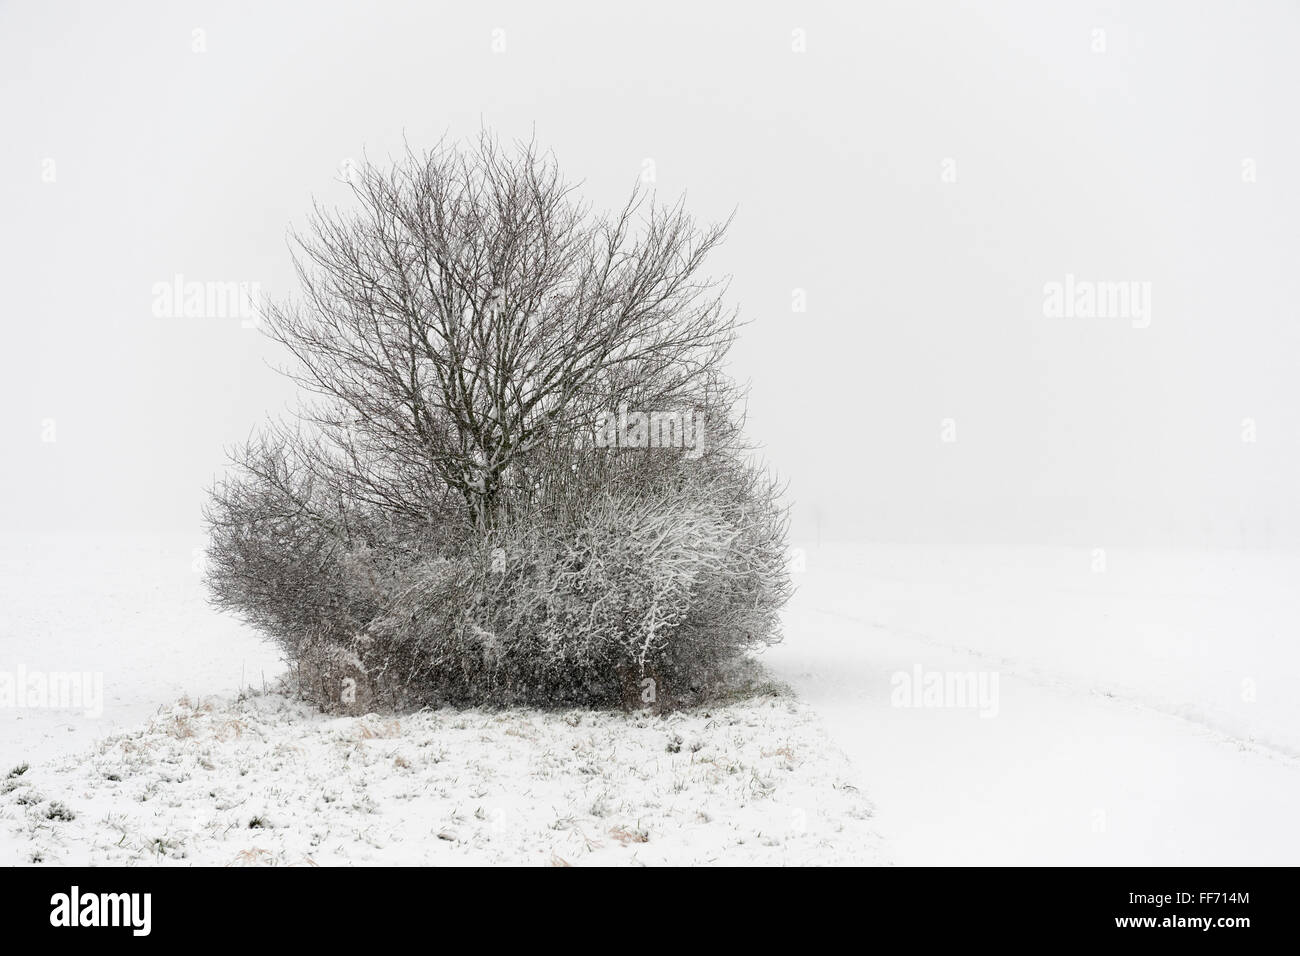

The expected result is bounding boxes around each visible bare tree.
[264,132,740,532]
[206,132,789,709]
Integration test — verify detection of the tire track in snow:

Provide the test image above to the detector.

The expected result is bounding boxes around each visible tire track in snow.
[806,604,1300,764]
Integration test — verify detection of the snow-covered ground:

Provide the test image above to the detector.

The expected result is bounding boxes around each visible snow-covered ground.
[4,534,1298,865]
[0,534,282,767]
[0,535,882,866]
[767,542,1300,865]
[0,682,881,866]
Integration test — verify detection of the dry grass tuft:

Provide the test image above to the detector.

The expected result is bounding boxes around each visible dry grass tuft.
[608,825,649,845]
[228,847,271,866]
[357,719,402,740]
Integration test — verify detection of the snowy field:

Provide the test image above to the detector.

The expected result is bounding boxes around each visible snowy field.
[0,535,881,866]
[768,542,1300,865]
[3,534,1299,865]
[0,534,282,768]
[0,683,881,867]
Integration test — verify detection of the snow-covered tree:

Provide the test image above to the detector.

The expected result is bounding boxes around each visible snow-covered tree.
[204,132,790,709]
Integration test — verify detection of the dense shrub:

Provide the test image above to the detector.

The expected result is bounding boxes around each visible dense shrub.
[365,482,789,708]
[207,455,790,711]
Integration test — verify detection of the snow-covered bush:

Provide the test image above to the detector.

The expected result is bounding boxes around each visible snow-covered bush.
[203,133,792,711]
[357,478,790,708]
[207,454,789,710]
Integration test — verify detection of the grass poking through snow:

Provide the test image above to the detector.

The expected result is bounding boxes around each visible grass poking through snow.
[1,666,882,866]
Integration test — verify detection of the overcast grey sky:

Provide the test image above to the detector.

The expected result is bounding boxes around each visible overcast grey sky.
[3,0,1298,548]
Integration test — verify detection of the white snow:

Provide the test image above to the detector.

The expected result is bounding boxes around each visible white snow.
[0,534,283,767]
[0,681,882,866]
[5,533,1299,866]
[0,535,882,866]
[766,541,1300,865]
